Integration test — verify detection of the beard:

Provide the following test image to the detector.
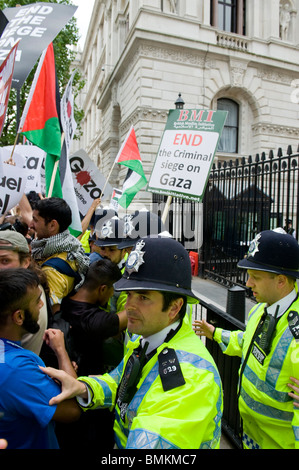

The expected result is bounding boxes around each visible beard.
[23,309,40,334]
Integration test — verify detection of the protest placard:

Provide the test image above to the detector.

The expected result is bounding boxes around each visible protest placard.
[0,3,77,89]
[69,149,112,216]
[148,109,227,202]
[0,156,28,215]
[3,145,45,193]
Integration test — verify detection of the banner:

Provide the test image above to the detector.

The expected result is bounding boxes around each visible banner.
[0,3,77,89]
[0,160,28,215]
[148,109,228,202]
[3,145,45,193]
[0,41,19,137]
[60,70,77,156]
[69,149,112,216]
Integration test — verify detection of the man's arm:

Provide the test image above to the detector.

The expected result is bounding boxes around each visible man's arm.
[43,328,77,378]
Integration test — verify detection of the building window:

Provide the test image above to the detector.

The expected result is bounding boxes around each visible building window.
[217,98,239,153]
[211,0,246,35]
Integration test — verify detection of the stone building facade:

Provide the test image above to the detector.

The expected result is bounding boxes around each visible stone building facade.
[73,0,299,213]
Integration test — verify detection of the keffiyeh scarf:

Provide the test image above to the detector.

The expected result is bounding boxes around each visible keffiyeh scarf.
[31,230,90,289]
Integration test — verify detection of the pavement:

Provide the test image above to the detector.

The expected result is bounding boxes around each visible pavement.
[191,276,255,321]
[190,275,256,449]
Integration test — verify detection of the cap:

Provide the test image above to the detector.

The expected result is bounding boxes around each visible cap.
[95,217,125,247]
[237,230,299,278]
[118,209,166,249]
[0,230,29,254]
[114,236,199,304]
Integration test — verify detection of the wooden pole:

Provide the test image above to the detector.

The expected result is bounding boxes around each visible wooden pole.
[47,133,65,198]
[161,195,172,224]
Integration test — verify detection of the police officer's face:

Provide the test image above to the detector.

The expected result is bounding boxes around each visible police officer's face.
[246,270,281,305]
[125,290,180,337]
[97,245,125,265]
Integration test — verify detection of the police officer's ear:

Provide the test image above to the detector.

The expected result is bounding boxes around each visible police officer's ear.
[168,297,184,322]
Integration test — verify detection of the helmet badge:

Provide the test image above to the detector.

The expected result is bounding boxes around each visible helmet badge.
[123,215,134,236]
[248,233,261,258]
[126,239,145,274]
[100,220,113,239]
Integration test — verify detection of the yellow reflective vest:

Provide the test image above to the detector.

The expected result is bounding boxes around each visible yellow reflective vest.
[77,319,223,449]
[214,297,299,449]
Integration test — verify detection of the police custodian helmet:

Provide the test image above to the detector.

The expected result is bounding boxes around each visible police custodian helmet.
[237,230,299,278]
[114,236,199,304]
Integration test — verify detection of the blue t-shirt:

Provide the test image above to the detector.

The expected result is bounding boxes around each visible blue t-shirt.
[0,338,61,449]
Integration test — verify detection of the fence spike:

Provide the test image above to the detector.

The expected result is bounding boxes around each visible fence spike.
[277,147,283,157]
[261,152,266,161]
[287,145,292,155]
[269,150,274,159]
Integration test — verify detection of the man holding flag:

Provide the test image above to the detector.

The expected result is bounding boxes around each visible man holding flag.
[18,42,82,237]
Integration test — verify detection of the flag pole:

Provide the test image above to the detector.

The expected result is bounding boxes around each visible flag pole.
[48,132,65,198]
[100,161,116,198]
[162,195,172,224]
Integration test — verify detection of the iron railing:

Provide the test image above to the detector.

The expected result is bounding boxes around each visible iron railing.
[203,147,299,289]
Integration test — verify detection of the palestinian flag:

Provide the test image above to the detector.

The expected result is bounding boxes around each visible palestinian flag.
[19,42,62,198]
[115,126,147,208]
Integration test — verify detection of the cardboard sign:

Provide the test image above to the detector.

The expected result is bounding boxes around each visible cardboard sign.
[0,158,28,215]
[148,109,227,202]
[1,3,77,89]
[3,145,45,193]
[69,149,112,216]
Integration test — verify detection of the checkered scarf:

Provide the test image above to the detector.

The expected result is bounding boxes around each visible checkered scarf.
[31,230,90,289]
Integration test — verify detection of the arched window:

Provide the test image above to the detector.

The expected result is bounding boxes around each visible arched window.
[217,98,239,153]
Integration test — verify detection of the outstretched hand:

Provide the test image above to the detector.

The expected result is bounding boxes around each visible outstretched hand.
[288,376,299,408]
[39,366,88,405]
[192,319,215,340]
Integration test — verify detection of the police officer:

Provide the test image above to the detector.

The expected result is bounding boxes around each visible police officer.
[41,236,223,449]
[194,230,299,449]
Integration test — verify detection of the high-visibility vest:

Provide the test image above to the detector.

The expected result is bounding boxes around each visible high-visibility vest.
[78,320,223,449]
[214,298,299,449]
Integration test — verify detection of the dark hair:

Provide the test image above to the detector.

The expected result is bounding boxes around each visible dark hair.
[83,258,122,291]
[0,268,40,326]
[34,198,72,233]
[161,292,187,320]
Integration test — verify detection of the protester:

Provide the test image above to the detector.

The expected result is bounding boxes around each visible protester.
[30,197,89,314]
[0,230,48,355]
[0,269,81,449]
[193,230,299,449]
[42,236,223,449]
[54,258,126,450]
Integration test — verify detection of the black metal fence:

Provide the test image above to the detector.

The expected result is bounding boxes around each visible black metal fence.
[153,146,299,291]
[203,146,299,289]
